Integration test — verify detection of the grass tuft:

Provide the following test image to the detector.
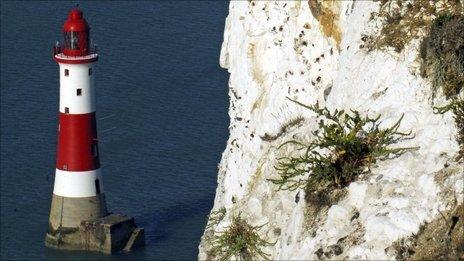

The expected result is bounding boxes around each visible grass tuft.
[434,97,464,161]
[268,98,418,193]
[206,207,227,231]
[207,214,274,261]
[420,13,464,98]
[363,0,462,53]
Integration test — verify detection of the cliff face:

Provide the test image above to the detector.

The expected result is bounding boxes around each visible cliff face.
[199,1,463,260]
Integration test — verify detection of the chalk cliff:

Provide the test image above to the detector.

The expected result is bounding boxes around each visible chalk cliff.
[200,1,463,259]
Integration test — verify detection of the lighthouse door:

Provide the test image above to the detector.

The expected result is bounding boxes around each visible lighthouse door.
[95,179,101,194]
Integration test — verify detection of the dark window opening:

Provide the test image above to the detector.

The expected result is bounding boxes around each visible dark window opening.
[95,179,101,194]
[63,164,68,170]
[64,107,69,114]
[64,69,69,76]
[77,88,82,96]
[88,68,92,76]
[91,143,99,157]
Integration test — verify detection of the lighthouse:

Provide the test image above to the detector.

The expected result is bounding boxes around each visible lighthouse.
[46,7,144,253]
[49,7,106,232]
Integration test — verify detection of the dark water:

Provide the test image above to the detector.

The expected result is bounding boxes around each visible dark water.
[0,1,229,260]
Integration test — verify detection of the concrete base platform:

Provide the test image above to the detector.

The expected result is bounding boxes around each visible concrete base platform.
[48,194,108,231]
[45,213,145,254]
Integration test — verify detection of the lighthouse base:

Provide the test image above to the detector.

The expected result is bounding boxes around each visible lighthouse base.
[45,213,145,254]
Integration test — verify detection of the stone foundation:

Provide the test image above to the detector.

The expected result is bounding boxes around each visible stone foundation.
[45,213,145,254]
[48,194,108,231]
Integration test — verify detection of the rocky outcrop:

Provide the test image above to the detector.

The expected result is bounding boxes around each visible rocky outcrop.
[199,1,463,259]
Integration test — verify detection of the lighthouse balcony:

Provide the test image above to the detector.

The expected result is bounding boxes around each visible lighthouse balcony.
[53,45,99,64]
[54,52,98,64]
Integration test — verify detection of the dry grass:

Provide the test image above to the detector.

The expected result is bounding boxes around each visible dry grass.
[363,0,462,53]
[392,204,464,260]
[420,14,464,98]
[206,207,227,231]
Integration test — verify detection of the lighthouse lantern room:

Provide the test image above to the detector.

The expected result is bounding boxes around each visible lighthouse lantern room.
[46,8,144,253]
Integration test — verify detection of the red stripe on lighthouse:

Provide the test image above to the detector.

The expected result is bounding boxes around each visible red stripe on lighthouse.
[56,112,100,171]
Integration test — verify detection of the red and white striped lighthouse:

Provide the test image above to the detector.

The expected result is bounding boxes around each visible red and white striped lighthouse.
[46,8,145,253]
[48,7,107,232]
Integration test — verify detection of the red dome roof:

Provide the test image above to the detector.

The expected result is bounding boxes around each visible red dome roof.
[63,8,89,32]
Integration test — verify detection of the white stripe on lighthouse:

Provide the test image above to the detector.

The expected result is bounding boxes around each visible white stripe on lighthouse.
[59,63,96,114]
[53,168,104,197]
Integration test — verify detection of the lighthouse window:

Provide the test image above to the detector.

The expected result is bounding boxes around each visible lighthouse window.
[65,107,69,114]
[64,69,69,76]
[88,68,92,75]
[95,179,101,194]
[76,88,82,96]
[64,31,80,50]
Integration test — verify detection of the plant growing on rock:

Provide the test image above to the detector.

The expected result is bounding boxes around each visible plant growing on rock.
[434,97,464,161]
[391,204,464,260]
[207,214,273,261]
[420,13,464,98]
[268,99,418,193]
[362,0,462,53]
[206,207,227,230]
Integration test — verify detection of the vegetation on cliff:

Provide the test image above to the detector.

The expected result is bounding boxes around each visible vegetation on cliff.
[206,214,273,261]
[392,204,464,260]
[435,97,464,161]
[420,13,464,98]
[425,13,464,161]
[269,99,418,195]
[363,0,462,53]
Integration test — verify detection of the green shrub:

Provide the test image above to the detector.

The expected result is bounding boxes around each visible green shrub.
[434,97,464,161]
[268,99,418,193]
[207,214,273,261]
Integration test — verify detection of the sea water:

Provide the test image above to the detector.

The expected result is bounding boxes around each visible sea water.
[0,2,229,259]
